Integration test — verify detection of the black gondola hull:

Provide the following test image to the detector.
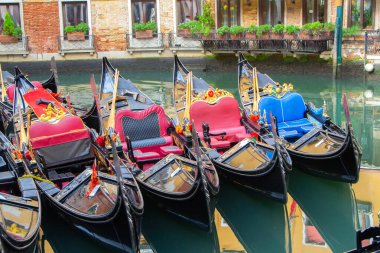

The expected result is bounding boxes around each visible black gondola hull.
[38,187,141,253]
[288,133,361,183]
[0,227,39,252]
[212,153,288,203]
[136,177,214,232]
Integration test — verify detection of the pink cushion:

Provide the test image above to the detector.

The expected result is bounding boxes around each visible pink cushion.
[133,150,160,162]
[29,116,88,149]
[6,82,43,103]
[160,146,183,155]
[115,105,170,143]
[210,138,230,149]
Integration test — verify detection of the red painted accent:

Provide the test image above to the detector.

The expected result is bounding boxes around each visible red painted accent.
[305,226,325,244]
[160,146,183,155]
[31,81,43,89]
[29,116,88,149]
[96,136,106,147]
[6,84,15,103]
[23,88,67,117]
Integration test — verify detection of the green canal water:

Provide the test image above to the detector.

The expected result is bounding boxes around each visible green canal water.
[29,62,379,253]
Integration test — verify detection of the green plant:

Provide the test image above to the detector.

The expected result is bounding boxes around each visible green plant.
[342,25,361,37]
[272,24,285,34]
[285,25,300,34]
[216,25,230,35]
[194,2,215,36]
[12,26,22,38]
[75,22,89,33]
[257,24,272,36]
[133,21,157,32]
[229,25,245,35]
[323,22,335,32]
[64,25,76,34]
[178,20,199,31]
[2,11,15,35]
[302,21,323,35]
[247,25,258,34]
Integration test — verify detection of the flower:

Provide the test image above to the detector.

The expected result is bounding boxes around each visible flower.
[207,89,214,97]
[223,4,228,10]
[175,125,183,134]
[96,136,106,147]
[188,123,193,131]
[249,114,260,122]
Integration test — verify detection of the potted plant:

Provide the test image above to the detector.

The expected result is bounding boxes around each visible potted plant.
[197,2,215,40]
[300,21,323,39]
[257,24,272,39]
[284,25,299,40]
[134,21,157,39]
[229,25,245,40]
[321,22,334,39]
[342,25,361,41]
[246,25,258,39]
[216,25,230,40]
[178,20,198,38]
[65,22,89,41]
[0,11,18,43]
[272,24,285,39]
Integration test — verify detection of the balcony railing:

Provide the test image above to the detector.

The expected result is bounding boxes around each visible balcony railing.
[168,33,203,52]
[0,36,29,56]
[58,35,95,55]
[126,33,165,54]
[193,33,332,53]
[364,30,380,56]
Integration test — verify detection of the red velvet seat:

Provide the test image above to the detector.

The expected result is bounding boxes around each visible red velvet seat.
[29,116,92,167]
[115,105,182,159]
[190,96,251,149]
[6,81,43,103]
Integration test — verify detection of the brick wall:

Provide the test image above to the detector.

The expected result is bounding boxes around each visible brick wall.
[91,0,128,51]
[242,0,258,26]
[286,0,301,26]
[159,0,174,34]
[23,1,60,53]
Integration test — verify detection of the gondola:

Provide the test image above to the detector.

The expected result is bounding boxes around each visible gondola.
[237,53,362,183]
[172,55,291,203]
[96,57,218,231]
[0,132,41,252]
[11,72,144,253]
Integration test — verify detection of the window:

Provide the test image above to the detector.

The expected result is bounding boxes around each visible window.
[217,0,240,27]
[303,0,327,24]
[177,0,202,24]
[348,0,374,28]
[132,0,157,24]
[302,213,327,247]
[0,4,21,33]
[62,1,88,27]
[259,0,284,25]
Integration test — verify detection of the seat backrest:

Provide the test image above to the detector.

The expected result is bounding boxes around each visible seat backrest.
[29,115,85,140]
[115,105,170,142]
[190,96,242,132]
[258,92,306,123]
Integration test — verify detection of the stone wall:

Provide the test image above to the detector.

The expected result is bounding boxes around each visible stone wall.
[285,0,301,26]
[159,0,174,34]
[242,0,258,26]
[91,0,128,51]
[23,0,60,53]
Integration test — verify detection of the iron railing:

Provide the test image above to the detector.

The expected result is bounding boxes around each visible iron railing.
[193,33,332,53]
[364,30,380,55]
[58,35,95,54]
[126,33,165,52]
[168,33,203,51]
[0,36,28,56]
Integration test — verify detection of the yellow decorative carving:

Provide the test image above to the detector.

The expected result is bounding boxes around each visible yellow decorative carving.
[192,88,233,104]
[262,82,295,98]
[39,103,65,122]
[7,223,26,237]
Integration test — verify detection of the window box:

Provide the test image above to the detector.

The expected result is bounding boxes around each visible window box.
[215,34,227,40]
[135,29,153,39]
[67,31,85,41]
[299,31,313,40]
[259,32,270,40]
[271,33,284,40]
[178,28,192,38]
[245,32,257,39]
[0,34,18,43]
[284,33,297,40]
[229,33,242,40]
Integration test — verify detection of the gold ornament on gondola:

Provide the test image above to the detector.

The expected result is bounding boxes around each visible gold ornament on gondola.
[39,103,65,122]
[262,82,295,98]
[192,87,233,104]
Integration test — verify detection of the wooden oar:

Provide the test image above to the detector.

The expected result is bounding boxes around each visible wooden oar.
[183,71,193,125]
[18,107,27,150]
[106,69,119,131]
[0,64,5,102]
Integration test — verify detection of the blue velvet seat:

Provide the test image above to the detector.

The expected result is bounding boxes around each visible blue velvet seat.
[258,92,314,139]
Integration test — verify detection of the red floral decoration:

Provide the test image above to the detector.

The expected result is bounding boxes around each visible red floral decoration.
[207,90,214,97]
[249,114,260,122]
[175,125,183,134]
[25,150,32,161]
[96,136,106,147]
[250,132,259,139]
[188,123,193,131]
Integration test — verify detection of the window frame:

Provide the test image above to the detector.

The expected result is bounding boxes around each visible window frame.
[58,0,92,38]
[258,0,284,26]
[302,0,328,24]
[129,0,160,34]
[347,0,376,28]
[0,0,24,37]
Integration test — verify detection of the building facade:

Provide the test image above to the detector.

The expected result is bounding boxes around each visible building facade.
[0,0,379,60]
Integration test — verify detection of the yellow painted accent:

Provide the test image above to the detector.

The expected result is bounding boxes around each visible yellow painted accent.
[21,174,55,185]
[0,65,5,102]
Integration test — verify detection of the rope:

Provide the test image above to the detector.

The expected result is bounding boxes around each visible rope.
[21,174,55,185]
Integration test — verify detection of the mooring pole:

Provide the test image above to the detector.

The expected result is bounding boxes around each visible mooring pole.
[333,0,344,78]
